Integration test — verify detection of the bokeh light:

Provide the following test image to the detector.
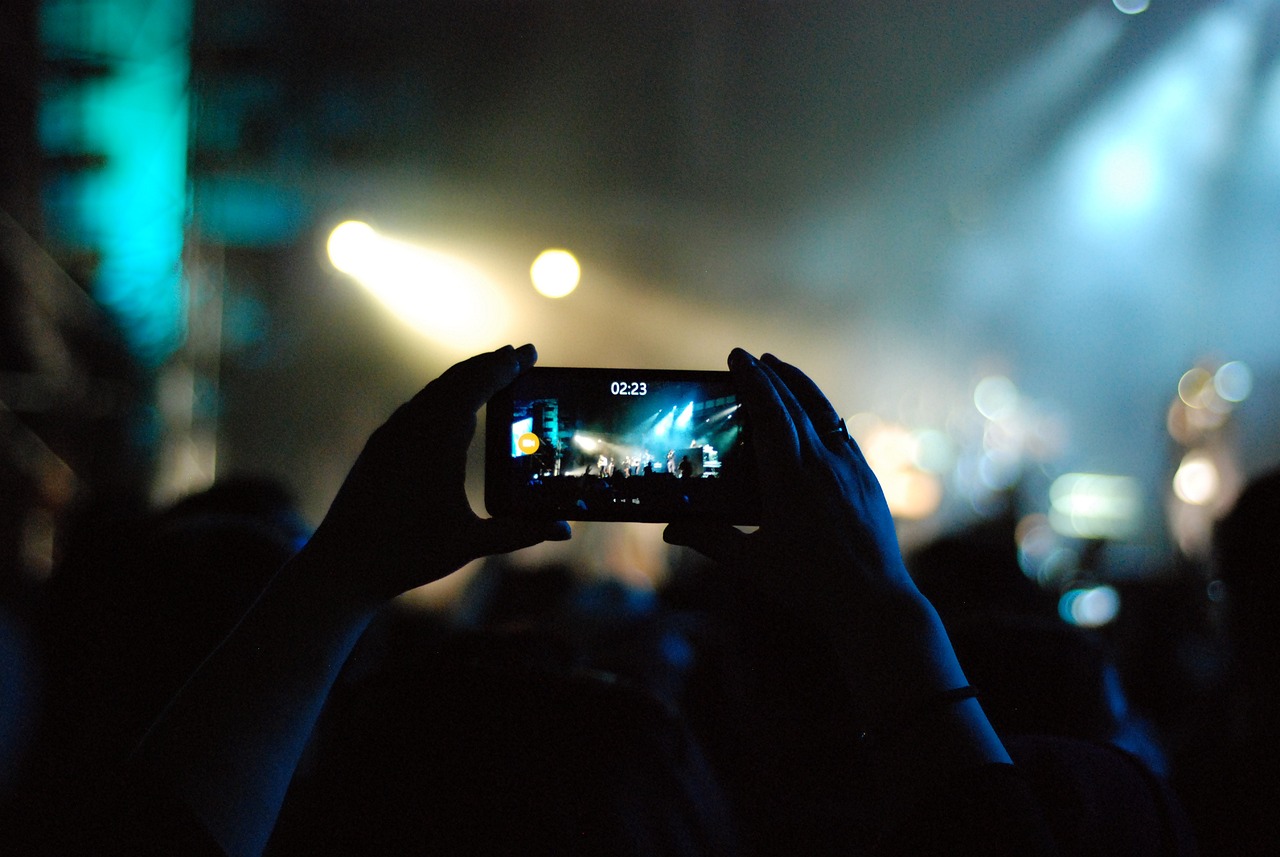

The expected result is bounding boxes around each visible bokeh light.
[974,376,1019,421]
[1173,451,1220,506]
[530,248,581,298]
[1049,473,1142,540]
[1060,585,1121,627]
[1113,0,1151,17]
[1213,361,1252,403]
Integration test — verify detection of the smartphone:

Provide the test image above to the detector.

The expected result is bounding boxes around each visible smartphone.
[485,367,760,523]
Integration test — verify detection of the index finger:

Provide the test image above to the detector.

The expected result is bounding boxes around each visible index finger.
[728,348,802,478]
[412,343,537,415]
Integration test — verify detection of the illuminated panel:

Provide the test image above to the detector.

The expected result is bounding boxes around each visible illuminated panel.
[40,0,193,365]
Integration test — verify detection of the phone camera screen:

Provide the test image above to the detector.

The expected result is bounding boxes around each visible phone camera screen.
[487,368,759,523]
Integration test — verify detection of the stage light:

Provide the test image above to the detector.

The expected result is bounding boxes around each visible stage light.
[974,376,1019,422]
[327,221,510,352]
[675,402,693,429]
[1173,452,1219,505]
[1065,6,1255,236]
[1214,361,1252,403]
[1049,473,1142,539]
[1060,586,1121,627]
[327,220,378,274]
[911,429,955,474]
[573,434,599,452]
[530,249,581,298]
[1113,0,1150,16]
[654,408,675,438]
[1177,367,1213,408]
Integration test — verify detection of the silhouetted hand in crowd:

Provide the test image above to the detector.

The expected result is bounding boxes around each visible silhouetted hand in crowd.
[305,343,570,603]
[665,350,980,727]
[122,344,569,857]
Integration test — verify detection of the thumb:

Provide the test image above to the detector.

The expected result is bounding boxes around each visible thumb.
[663,521,750,567]
[472,517,572,558]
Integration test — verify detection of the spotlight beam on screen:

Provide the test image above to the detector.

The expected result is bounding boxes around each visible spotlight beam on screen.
[327,220,510,352]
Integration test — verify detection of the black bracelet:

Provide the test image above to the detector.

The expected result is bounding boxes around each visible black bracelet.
[857,685,980,749]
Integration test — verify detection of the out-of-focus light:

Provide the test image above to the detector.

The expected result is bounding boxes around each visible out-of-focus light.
[573,434,599,452]
[1060,586,1121,627]
[855,418,943,520]
[1178,367,1213,408]
[864,423,918,472]
[1173,452,1220,505]
[974,376,1019,421]
[326,220,510,352]
[978,452,1021,491]
[1214,361,1252,403]
[1049,473,1142,539]
[1093,143,1159,215]
[912,429,955,474]
[880,470,944,521]
[1113,0,1150,16]
[327,220,378,274]
[530,249,581,298]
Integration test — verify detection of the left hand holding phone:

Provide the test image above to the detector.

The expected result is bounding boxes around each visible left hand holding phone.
[306,343,571,607]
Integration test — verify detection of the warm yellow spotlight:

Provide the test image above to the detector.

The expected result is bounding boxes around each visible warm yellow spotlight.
[326,220,509,352]
[327,220,378,274]
[530,249,581,298]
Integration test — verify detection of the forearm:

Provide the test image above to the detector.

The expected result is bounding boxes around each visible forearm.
[129,544,379,857]
[822,582,1012,822]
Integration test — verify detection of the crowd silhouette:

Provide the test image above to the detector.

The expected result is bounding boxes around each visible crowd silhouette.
[2,342,1274,855]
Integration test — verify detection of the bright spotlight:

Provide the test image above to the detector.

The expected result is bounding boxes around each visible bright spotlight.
[326,220,510,352]
[327,221,378,274]
[1173,452,1220,505]
[1093,143,1160,216]
[573,434,599,452]
[653,407,676,438]
[530,249,581,298]
[675,402,694,429]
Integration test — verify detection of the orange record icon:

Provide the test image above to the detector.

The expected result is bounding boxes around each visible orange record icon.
[517,432,541,455]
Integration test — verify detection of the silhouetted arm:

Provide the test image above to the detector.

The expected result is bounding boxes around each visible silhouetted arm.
[665,349,1014,840]
[125,344,569,857]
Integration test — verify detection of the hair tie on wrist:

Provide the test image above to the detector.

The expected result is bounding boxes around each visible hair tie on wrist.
[858,685,979,749]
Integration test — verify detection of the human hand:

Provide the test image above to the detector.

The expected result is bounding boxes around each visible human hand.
[306,344,571,605]
[664,349,964,712]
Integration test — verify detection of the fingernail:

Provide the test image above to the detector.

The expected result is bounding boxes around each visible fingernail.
[729,348,755,368]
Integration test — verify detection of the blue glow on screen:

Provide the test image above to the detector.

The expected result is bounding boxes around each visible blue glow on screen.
[511,417,532,457]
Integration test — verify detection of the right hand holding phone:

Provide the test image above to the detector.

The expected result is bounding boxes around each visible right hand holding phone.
[664,348,967,717]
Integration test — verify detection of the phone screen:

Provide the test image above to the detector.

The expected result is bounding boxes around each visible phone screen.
[485,367,760,523]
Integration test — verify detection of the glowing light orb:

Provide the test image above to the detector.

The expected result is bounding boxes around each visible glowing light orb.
[326,220,510,352]
[1173,453,1220,506]
[1214,361,1252,403]
[530,249,581,298]
[974,376,1019,421]
[1060,586,1121,627]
